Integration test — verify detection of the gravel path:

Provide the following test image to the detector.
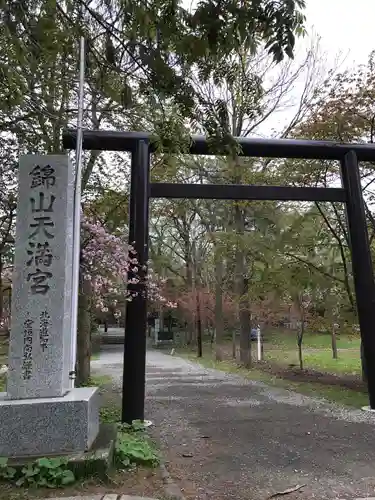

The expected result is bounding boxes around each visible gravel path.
[92,346,375,500]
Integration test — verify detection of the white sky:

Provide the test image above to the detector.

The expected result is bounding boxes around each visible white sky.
[256,0,375,137]
[305,0,374,69]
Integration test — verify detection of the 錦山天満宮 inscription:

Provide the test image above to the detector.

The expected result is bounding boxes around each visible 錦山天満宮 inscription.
[26,173,56,295]
[7,155,74,399]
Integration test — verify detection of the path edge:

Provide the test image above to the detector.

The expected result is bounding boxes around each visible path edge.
[159,462,186,500]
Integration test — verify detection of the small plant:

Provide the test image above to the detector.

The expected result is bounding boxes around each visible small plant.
[0,456,75,488]
[130,419,150,431]
[115,432,160,468]
[114,419,159,468]
[118,419,148,433]
[97,408,160,470]
[0,458,16,481]
[16,457,75,488]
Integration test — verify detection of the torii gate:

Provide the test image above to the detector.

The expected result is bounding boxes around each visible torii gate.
[63,129,375,422]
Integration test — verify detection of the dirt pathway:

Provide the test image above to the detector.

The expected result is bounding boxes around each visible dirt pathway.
[92,346,375,500]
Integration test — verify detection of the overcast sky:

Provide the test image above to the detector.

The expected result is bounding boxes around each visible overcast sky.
[305,0,374,69]
[255,0,375,136]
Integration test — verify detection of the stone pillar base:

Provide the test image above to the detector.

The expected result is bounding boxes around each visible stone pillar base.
[0,387,99,457]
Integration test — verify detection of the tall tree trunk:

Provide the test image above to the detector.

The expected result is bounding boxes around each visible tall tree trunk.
[76,275,92,386]
[192,258,200,346]
[232,330,236,359]
[159,266,165,338]
[298,340,303,370]
[234,205,251,366]
[185,256,194,345]
[331,322,338,359]
[159,307,164,335]
[196,288,203,357]
[214,254,224,361]
[239,276,251,367]
[297,317,305,371]
[0,254,3,323]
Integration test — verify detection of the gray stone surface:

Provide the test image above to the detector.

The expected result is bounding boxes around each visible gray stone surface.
[46,497,159,500]
[120,497,159,500]
[47,497,103,500]
[0,387,99,457]
[8,155,74,399]
[92,347,375,500]
[66,423,116,480]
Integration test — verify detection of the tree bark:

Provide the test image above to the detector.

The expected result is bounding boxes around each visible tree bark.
[0,254,3,323]
[297,318,305,370]
[196,288,203,358]
[331,323,338,359]
[185,255,194,345]
[298,340,303,370]
[232,330,236,359]
[239,275,251,367]
[234,205,251,367]
[214,254,224,362]
[76,274,92,386]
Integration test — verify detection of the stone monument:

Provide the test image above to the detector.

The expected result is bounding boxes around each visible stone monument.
[0,155,99,457]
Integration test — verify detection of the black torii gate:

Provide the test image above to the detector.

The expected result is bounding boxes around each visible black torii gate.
[63,129,375,422]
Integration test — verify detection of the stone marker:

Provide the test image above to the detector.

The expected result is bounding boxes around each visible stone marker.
[0,155,99,457]
[7,155,74,399]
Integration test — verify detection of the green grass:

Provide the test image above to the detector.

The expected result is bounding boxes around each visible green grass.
[86,374,113,387]
[265,331,360,350]
[265,347,361,376]
[178,348,368,409]
[220,331,362,376]
[262,331,361,376]
[77,373,113,389]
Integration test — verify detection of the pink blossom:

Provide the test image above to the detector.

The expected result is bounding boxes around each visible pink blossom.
[80,214,167,310]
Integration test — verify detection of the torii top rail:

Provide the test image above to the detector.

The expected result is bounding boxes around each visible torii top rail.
[63,128,375,423]
[64,129,375,159]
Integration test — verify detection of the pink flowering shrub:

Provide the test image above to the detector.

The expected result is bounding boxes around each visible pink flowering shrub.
[81,216,129,310]
[81,215,173,310]
[0,215,173,316]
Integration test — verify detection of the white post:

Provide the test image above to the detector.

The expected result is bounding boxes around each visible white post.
[257,326,262,362]
[70,36,85,388]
